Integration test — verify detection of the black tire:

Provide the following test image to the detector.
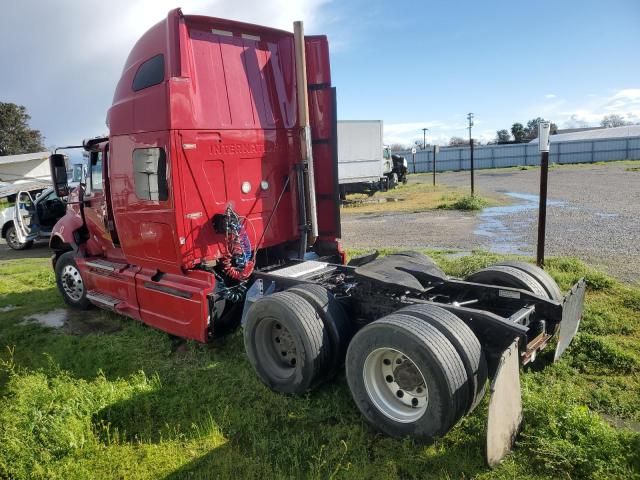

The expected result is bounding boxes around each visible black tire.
[55,251,90,309]
[244,291,332,395]
[494,261,562,301]
[287,284,352,378]
[5,224,33,250]
[465,265,548,297]
[397,304,488,414]
[346,313,468,441]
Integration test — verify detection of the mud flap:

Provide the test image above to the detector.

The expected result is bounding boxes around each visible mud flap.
[486,340,522,468]
[554,279,586,362]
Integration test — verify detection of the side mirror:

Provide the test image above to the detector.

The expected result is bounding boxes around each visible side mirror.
[49,154,69,197]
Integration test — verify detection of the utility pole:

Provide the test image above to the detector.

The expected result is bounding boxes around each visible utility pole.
[422,128,429,150]
[467,113,474,196]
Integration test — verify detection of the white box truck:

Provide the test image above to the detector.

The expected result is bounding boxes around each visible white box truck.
[337,120,407,197]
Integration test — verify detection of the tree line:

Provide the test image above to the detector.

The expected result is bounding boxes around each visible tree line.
[0,102,45,156]
[493,114,634,145]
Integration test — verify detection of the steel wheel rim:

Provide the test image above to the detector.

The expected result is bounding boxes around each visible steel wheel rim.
[363,347,428,423]
[254,317,298,379]
[61,264,84,301]
[7,228,21,248]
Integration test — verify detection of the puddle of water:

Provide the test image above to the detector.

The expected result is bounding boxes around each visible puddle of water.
[474,192,564,254]
[20,309,123,335]
[23,309,67,328]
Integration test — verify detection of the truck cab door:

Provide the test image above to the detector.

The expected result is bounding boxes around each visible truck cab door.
[12,191,38,243]
[83,149,115,255]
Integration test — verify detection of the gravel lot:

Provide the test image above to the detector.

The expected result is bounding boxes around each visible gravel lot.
[342,162,640,283]
[1,163,638,282]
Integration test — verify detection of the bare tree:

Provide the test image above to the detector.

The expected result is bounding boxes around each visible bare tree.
[389,143,408,151]
[601,114,629,128]
[449,136,469,146]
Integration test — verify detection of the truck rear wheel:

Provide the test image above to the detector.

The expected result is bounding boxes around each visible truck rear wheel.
[493,261,562,301]
[345,314,468,442]
[467,263,562,333]
[465,265,548,297]
[397,304,488,413]
[55,251,90,309]
[287,284,352,378]
[243,291,332,395]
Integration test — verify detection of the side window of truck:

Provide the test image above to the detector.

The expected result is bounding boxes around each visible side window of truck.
[132,148,168,201]
[132,54,164,91]
[89,152,103,193]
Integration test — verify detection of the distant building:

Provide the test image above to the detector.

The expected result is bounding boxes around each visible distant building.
[0,151,51,184]
[530,124,640,143]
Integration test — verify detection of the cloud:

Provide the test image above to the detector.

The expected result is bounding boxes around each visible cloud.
[0,0,330,147]
[545,94,557,99]
[384,121,468,146]
[554,88,640,127]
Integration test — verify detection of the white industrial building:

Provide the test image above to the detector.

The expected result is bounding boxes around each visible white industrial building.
[530,125,640,143]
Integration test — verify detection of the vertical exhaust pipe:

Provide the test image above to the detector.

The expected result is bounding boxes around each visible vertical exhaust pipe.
[293,20,319,247]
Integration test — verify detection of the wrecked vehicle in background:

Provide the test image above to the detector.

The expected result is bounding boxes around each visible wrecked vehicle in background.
[0,184,66,250]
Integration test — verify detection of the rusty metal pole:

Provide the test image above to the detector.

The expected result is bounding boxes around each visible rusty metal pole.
[536,150,549,267]
[536,121,552,267]
[411,147,416,174]
[467,112,474,196]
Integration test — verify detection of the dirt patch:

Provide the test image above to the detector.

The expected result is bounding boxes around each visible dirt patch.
[22,308,123,336]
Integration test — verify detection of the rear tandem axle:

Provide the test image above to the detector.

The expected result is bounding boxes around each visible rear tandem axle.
[242,251,585,466]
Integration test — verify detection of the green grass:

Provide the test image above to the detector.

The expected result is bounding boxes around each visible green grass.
[1,254,639,479]
[341,182,503,215]
[437,194,490,211]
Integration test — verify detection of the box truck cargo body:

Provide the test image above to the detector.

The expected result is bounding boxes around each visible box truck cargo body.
[337,120,385,186]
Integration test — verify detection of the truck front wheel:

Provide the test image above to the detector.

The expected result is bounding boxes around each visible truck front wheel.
[55,252,90,309]
[244,291,332,394]
[346,314,468,442]
[6,224,33,250]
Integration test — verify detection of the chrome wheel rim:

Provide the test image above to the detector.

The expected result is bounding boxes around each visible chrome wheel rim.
[363,348,428,423]
[61,264,84,301]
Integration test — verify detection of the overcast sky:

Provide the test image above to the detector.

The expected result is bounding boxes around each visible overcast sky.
[1,0,639,148]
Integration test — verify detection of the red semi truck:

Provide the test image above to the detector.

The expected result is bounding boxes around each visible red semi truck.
[48,9,585,465]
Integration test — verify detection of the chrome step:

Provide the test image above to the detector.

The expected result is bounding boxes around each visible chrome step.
[86,290,121,308]
[85,258,128,272]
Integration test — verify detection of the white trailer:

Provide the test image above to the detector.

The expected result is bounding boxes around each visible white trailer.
[337,120,386,187]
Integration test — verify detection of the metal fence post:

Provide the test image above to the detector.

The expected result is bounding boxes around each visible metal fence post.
[491,145,495,168]
[459,148,463,170]
[626,138,630,160]
[591,140,595,163]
